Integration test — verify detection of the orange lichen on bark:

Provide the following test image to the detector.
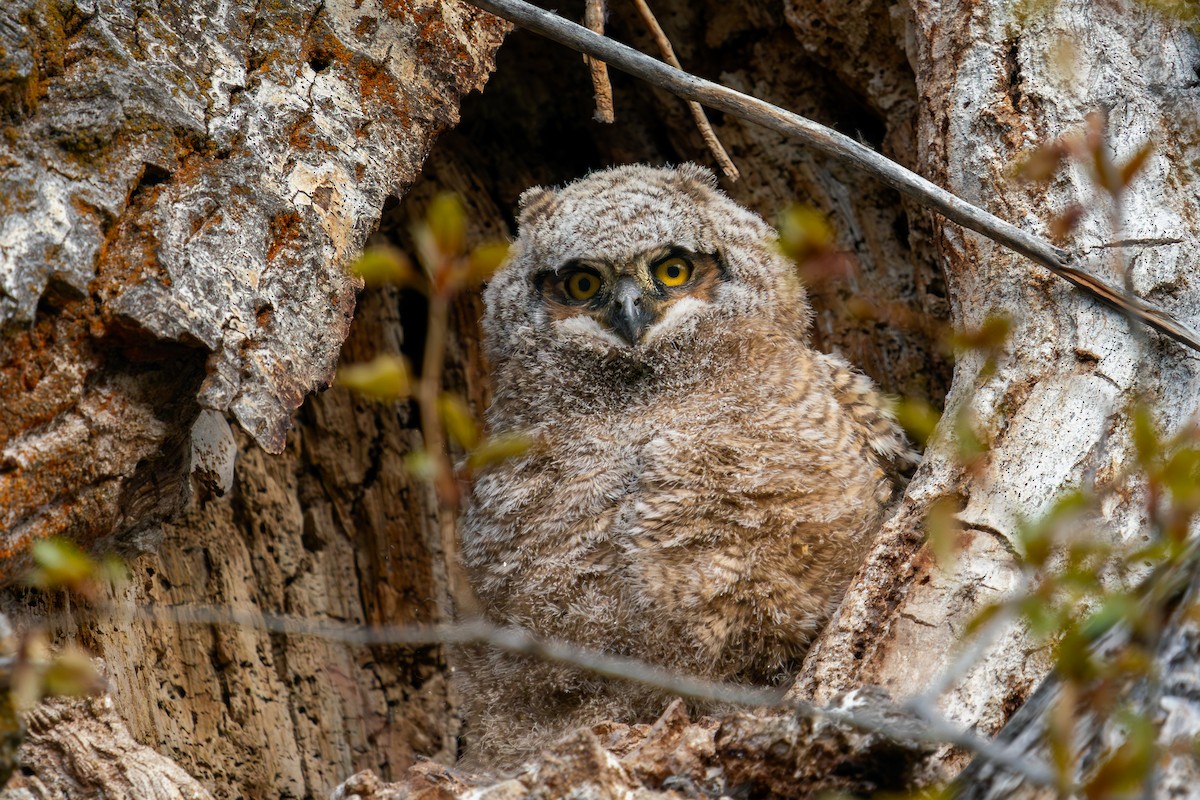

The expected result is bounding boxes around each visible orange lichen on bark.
[266,211,305,264]
[0,299,97,448]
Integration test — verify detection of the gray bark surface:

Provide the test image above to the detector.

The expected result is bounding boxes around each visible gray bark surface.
[0,0,505,797]
[5,0,1196,797]
[1,0,504,454]
[797,0,1200,785]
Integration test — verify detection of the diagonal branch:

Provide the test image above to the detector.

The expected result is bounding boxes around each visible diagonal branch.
[464,0,1200,354]
[113,603,1057,787]
[628,0,739,180]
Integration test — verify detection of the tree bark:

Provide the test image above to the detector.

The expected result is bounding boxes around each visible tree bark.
[796,0,1200,785]
[4,0,1197,798]
[0,0,505,797]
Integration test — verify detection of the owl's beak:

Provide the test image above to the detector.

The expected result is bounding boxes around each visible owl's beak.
[610,278,655,345]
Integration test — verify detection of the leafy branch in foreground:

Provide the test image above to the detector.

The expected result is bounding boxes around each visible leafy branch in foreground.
[894,286,1195,794]
[338,193,517,616]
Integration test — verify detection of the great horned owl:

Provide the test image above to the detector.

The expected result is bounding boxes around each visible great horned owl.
[459,164,913,767]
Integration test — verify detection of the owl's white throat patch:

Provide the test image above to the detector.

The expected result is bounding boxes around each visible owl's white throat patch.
[643,296,709,346]
[555,315,626,349]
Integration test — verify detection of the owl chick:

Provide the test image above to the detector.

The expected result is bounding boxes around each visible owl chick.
[459,164,914,768]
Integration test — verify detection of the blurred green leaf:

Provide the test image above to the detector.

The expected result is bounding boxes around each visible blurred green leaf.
[404,450,437,481]
[1080,594,1135,641]
[466,242,511,285]
[1057,625,1097,682]
[963,601,1008,638]
[1119,142,1154,189]
[1083,710,1157,799]
[439,394,479,450]
[467,432,536,471]
[949,315,1012,355]
[1049,204,1085,243]
[777,205,834,265]
[41,647,102,699]
[426,192,467,258]
[1163,446,1200,511]
[1048,682,1078,790]
[1020,594,1063,639]
[895,397,942,448]
[352,246,421,288]
[26,538,95,590]
[337,354,411,402]
[98,554,130,589]
[1137,0,1200,29]
[0,685,20,786]
[924,496,962,570]
[1132,403,1160,469]
[1014,0,1061,25]
[1086,112,1120,196]
[1016,489,1090,567]
[953,406,988,466]
[1015,141,1068,183]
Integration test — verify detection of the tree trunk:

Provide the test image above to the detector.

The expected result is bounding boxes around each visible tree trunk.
[0,1,505,797]
[3,0,1197,798]
[798,0,1200,784]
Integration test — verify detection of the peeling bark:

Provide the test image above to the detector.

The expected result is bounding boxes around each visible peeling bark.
[797,0,1200,783]
[1,0,506,797]
[332,690,931,800]
[0,0,509,564]
[4,691,214,800]
[5,0,1195,797]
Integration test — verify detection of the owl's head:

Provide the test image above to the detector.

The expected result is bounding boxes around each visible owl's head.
[483,164,811,374]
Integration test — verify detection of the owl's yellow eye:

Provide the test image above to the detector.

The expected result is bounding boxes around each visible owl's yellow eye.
[565,270,601,301]
[653,257,692,287]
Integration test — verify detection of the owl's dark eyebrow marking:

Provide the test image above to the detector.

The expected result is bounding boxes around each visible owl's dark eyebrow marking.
[644,245,704,265]
[533,260,595,289]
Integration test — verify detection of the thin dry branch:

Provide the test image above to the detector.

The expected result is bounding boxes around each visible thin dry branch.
[83,603,1056,787]
[583,0,615,123]
[629,0,739,180]
[464,0,1200,354]
[419,290,481,617]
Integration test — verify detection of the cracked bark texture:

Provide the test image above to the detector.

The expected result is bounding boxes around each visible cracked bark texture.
[795,0,1200,788]
[333,691,931,800]
[4,691,215,800]
[0,0,505,797]
[3,0,1195,798]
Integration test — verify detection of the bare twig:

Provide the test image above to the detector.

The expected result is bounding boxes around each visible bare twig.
[629,0,739,180]
[85,603,1057,787]
[583,0,615,123]
[463,0,1200,354]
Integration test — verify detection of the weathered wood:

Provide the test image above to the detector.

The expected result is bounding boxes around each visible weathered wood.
[0,0,507,796]
[0,0,508,567]
[3,690,215,800]
[798,0,1200,784]
[11,0,1194,796]
[333,689,933,799]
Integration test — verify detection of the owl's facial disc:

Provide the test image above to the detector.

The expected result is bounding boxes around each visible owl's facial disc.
[538,248,722,347]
